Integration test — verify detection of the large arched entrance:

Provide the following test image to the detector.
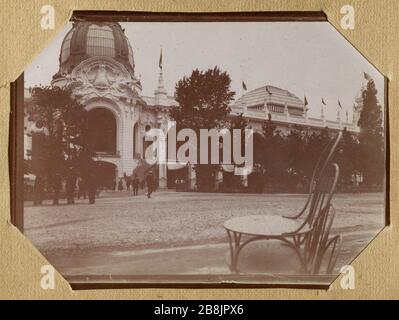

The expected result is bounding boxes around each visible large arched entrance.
[93,161,117,190]
[88,108,117,154]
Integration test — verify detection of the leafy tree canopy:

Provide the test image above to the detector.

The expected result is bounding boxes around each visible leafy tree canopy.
[357,78,385,186]
[27,86,88,177]
[170,67,235,130]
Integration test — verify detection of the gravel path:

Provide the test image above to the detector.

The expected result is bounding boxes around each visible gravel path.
[24,191,385,254]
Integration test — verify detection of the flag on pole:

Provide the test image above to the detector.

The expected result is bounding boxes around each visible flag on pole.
[304,96,309,111]
[242,81,247,91]
[322,98,326,105]
[266,86,272,95]
[159,48,163,70]
[338,100,342,109]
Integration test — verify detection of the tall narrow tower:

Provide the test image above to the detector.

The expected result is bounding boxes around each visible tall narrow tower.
[154,48,168,106]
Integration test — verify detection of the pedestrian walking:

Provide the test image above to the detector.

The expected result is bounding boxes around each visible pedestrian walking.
[118,178,124,191]
[33,175,45,206]
[66,169,77,204]
[124,173,131,191]
[146,171,155,198]
[132,174,139,196]
[86,172,97,204]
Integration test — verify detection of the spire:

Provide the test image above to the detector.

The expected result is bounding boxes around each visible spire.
[337,100,342,124]
[320,99,326,127]
[304,96,309,121]
[154,47,167,106]
[159,47,163,70]
[155,69,167,94]
[241,80,248,114]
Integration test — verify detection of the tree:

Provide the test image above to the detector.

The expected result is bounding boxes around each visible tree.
[336,127,360,186]
[257,117,291,189]
[170,67,234,130]
[357,78,385,187]
[170,67,235,191]
[304,126,329,166]
[260,117,277,177]
[26,86,88,181]
[230,112,248,131]
[222,113,249,191]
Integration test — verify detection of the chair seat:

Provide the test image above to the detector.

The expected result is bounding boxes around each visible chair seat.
[224,215,310,237]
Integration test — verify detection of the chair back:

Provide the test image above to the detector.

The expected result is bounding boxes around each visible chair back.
[309,132,342,192]
[311,205,341,274]
[298,163,340,273]
[288,132,342,220]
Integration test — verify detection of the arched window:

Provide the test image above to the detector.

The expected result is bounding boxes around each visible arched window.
[88,108,117,154]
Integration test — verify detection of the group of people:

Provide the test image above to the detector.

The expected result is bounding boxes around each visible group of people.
[117,173,140,196]
[32,170,157,206]
[117,171,156,198]
[32,169,97,206]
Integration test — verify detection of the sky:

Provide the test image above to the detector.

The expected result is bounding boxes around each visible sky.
[25,21,385,121]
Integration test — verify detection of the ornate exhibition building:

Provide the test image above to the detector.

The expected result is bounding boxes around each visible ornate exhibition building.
[24,21,361,189]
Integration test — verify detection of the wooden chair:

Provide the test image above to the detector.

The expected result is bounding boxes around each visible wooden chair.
[311,205,341,275]
[299,163,341,274]
[285,131,343,274]
[284,131,342,220]
[224,141,342,274]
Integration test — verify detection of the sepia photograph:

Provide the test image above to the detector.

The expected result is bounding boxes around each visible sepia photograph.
[15,16,386,287]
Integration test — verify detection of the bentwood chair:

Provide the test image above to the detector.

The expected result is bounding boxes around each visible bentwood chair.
[283,131,342,220]
[299,163,341,274]
[224,162,341,274]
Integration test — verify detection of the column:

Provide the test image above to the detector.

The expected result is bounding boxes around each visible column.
[120,112,135,176]
[139,124,147,162]
[158,135,167,189]
[321,105,326,127]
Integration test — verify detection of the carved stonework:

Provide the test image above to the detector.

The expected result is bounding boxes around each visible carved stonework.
[68,56,140,101]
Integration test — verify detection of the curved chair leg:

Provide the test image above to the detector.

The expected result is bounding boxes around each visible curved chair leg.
[311,234,341,274]
[226,229,242,273]
[326,235,341,274]
[226,231,308,274]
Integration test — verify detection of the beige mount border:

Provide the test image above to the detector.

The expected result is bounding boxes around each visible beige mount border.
[0,0,397,299]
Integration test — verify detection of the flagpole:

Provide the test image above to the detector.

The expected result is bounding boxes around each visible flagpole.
[241,81,247,115]
[304,94,308,122]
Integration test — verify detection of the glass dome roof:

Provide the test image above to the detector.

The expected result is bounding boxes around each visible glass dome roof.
[58,22,135,75]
